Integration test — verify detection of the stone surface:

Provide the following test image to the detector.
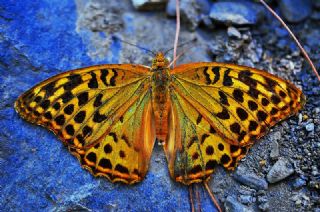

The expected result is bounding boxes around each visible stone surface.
[267,158,295,183]
[233,167,268,190]
[279,0,312,23]
[209,2,264,25]
[224,196,253,212]
[131,0,167,10]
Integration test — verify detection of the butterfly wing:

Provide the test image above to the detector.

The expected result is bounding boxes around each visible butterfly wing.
[165,63,305,184]
[15,64,156,184]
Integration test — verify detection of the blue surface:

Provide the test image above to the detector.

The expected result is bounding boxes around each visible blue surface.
[0,1,216,211]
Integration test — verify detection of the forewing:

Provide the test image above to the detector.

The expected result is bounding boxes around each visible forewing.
[15,64,156,183]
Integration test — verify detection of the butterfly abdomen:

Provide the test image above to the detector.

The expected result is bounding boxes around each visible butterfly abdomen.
[151,68,171,143]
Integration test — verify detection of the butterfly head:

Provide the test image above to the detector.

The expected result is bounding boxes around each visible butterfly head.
[152,52,169,70]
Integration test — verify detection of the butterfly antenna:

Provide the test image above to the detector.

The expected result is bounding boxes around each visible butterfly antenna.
[112,36,156,56]
[164,38,197,56]
[204,182,222,212]
[189,186,195,212]
[168,45,191,68]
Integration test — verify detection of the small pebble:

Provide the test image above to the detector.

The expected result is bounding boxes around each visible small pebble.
[267,158,295,183]
[305,123,314,132]
[227,26,241,39]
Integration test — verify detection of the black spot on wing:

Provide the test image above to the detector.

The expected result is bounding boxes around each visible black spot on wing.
[115,164,129,174]
[223,69,233,86]
[78,92,89,106]
[64,74,83,91]
[93,111,107,123]
[211,67,220,85]
[88,72,99,88]
[94,93,103,107]
[219,91,229,106]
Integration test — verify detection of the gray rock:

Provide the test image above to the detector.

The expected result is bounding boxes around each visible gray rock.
[293,178,307,189]
[131,0,167,10]
[258,202,270,211]
[239,195,256,205]
[233,167,268,190]
[279,0,312,23]
[225,196,253,212]
[305,123,315,132]
[227,26,241,39]
[209,2,264,25]
[270,140,280,159]
[267,158,295,183]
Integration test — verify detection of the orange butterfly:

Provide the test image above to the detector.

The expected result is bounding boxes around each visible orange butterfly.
[15,52,305,187]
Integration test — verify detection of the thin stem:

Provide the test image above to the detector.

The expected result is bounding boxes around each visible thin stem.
[259,0,320,82]
[189,186,195,212]
[173,0,180,68]
[204,182,222,212]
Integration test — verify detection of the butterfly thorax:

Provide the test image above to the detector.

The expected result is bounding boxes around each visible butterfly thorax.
[151,52,171,143]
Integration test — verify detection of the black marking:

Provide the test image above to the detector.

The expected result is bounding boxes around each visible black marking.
[248,100,258,111]
[94,93,103,107]
[44,112,52,120]
[115,164,129,174]
[82,126,92,137]
[121,135,131,147]
[88,72,99,88]
[188,165,202,175]
[86,152,97,163]
[34,96,42,103]
[270,107,279,115]
[249,121,258,131]
[264,77,277,92]
[211,67,220,84]
[206,146,214,155]
[64,74,83,90]
[65,124,75,136]
[233,89,244,103]
[261,98,269,106]
[248,87,260,99]
[109,132,118,143]
[55,115,65,125]
[221,154,231,164]
[209,126,216,134]
[223,69,233,86]
[271,95,281,104]
[219,91,229,106]
[61,91,73,103]
[260,125,267,134]
[110,69,118,86]
[203,67,211,85]
[119,150,126,158]
[100,69,109,86]
[94,143,100,149]
[78,92,89,106]
[76,134,85,145]
[99,158,112,169]
[239,70,257,87]
[238,131,246,142]
[236,108,248,121]
[216,108,230,119]
[64,104,74,115]
[279,90,287,98]
[43,81,56,98]
[34,110,40,116]
[230,145,239,153]
[53,102,61,110]
[40,100,50,110]
[119,116,124,123]
[187,136,197,148]
[74,111,86,123]
[196,114,202,125]
[192,152,199,160]
[230,123,241,134]
[205,160,217,170]
[104,144,112,153]
[93,111,107,123]
[257,110,268,121]
[218,143,224,151]
[201,134,209,144]
[281,105,289,111]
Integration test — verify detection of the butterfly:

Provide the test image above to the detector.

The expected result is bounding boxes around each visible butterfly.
[15,52,305,186]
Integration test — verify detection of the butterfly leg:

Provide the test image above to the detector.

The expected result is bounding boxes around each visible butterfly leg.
[189,186,195,212]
